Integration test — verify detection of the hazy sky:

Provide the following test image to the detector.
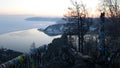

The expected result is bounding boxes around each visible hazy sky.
[0,0,99,17]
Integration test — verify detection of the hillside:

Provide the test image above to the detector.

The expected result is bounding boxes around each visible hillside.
[0,48,23,64]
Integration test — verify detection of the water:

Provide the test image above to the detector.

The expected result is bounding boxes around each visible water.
[0,15,61,52]
[0,15,56,34]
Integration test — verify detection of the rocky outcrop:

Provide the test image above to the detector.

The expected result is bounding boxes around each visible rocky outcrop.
[42,35,94,68]
[42,24,65,36]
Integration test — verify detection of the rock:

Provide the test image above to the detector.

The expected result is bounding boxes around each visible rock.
[42,35,94,68]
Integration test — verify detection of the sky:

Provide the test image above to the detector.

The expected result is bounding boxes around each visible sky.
[0,0,99,17]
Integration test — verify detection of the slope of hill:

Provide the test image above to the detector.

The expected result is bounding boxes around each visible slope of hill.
[0,48,23,64]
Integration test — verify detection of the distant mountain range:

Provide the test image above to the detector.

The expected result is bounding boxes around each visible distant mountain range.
[25,17,65,23]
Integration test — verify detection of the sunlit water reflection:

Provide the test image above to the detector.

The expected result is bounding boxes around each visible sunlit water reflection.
[0,28,61,53]
[0,15,61,53]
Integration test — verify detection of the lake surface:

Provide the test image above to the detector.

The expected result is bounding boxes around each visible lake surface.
[0,15,61,52]
[0,28,61,52]
[0,15,56,34]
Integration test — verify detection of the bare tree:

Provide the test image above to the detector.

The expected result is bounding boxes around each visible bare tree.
[99,0,120,38]
[63,0,88,53]
[98,1,120,67]
[99,0,120,18]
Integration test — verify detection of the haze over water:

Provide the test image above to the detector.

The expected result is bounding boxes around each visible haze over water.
[0,0,100,52]
[0,15,60,52]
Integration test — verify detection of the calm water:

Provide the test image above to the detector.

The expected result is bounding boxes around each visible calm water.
[0,15,56,34]
[0,29,60,52]
[0,15,61,52]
